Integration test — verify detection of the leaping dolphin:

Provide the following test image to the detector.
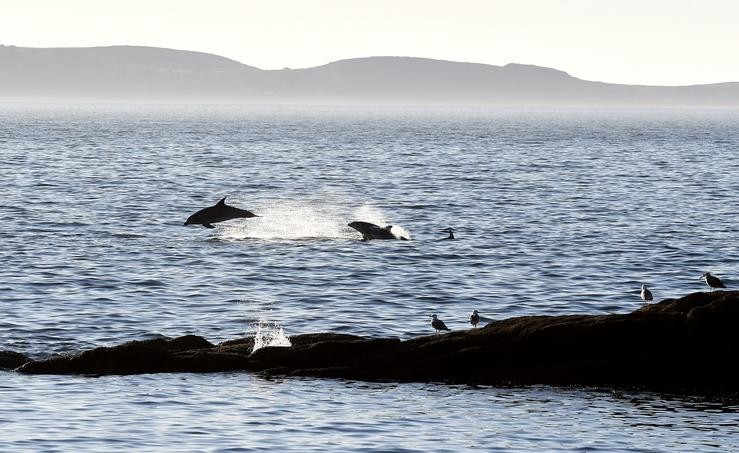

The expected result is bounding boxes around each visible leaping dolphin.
[184,197,258,228]
[348,221,409,241]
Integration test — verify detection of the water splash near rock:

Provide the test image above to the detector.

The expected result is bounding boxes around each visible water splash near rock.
[251,320,291,353]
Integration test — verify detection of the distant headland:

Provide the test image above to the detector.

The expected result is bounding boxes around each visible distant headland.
[1,45,738,106]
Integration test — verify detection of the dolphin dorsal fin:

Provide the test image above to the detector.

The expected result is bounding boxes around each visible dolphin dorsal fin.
[217,197,227,206]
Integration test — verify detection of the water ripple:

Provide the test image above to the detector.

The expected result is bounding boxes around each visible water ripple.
[1,105,739,450]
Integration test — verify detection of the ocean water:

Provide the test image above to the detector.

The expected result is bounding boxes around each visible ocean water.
[1,104,738,451]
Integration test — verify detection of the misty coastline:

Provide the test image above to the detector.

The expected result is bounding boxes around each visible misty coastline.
[2,45,739,107]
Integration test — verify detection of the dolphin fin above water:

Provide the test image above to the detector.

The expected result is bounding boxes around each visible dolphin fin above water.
[440,227,455,240]
[184,196,259,228]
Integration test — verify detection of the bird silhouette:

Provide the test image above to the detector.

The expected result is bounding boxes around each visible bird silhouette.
[700,272,726,291]
[431,314,450,332]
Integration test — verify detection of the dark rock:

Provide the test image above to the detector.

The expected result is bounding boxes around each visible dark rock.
[13,291,739,396]
[288,333,367,347]
[1,350,30,370]
[216,337,255,355]
[18,336,220,375]
[250,336,400,370]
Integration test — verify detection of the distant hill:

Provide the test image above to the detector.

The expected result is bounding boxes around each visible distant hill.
[1,45,738,106]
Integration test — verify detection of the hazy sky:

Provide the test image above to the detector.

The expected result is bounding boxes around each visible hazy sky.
[2,0,738,85]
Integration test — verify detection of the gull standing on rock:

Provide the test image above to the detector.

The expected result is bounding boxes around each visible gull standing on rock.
[640,284,653,304]
[431,314,450,332]
[469,310,480,328]
[700,272,726,291]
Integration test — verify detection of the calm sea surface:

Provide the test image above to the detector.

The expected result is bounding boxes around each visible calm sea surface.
[1,104,738,451]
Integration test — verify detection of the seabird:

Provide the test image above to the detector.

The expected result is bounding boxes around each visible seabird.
[700,272,726,291]
[441,227,455,240]
[640,284,653,304]
[469,310,480,328]
[430,314,450,332]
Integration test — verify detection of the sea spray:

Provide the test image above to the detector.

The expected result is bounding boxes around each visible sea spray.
[217,196,406,241]
[219,197,356,240]
[353,203,387,227]
[388,225,411,240]
[252,320,291,353]
[352,203,411,239]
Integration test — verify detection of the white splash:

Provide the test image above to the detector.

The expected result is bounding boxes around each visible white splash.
[252,319,291,353]
[353,203,411,240]
[219,197,356,240]
[389,225,411,240]
[353,203,387,226]
[215,195,410,241]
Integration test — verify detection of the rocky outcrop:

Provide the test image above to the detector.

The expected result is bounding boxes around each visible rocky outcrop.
[1,350,29,370]
[11,291,739,395]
